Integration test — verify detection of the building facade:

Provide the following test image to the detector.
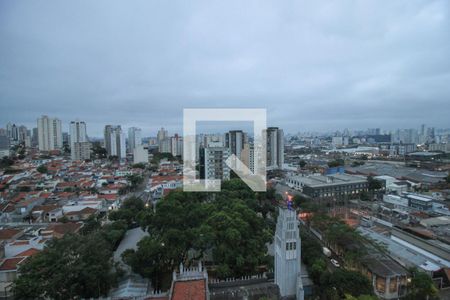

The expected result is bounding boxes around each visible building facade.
[70,121,89,160]
[266,127,284,170]
[128,127,142,152]
[274,207,304,299]
[104,125,126,159]
[200,147,231,181]
[37,116,62,151]
[287,174,368,200]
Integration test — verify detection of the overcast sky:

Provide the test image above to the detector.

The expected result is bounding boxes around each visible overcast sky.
[1,1,449,136]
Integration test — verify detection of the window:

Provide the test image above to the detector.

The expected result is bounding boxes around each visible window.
[285,241,297,251]
[376,277,386,293]
[389,277,398,293]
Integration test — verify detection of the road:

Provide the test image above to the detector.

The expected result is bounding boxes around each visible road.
[118,171,151,206]
[274,183,344,272]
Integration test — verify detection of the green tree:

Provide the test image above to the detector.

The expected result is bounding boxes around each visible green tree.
[345,294,378,300]
[320,269,373,298]
[328,159,345,168]
[293,194,308,208]
[126,174,144,190]
[0,157,14,169]
[13,234,120,299]
[109,196,146,226]
[124,179,273,288]
[36,165,48,174]
[299,160,307,168]
[310,258,327,284]
[367,176,383,191]
[405,268,439,300]
[132,163,146,169]
[92,142,107,159]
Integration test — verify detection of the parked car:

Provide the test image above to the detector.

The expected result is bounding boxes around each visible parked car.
[330,259,340,268]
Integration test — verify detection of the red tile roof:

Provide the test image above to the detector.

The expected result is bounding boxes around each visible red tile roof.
[14,248,40,257]
[65,207,97,216]
[11,240,29,246]
[0,257,26,271]
[44,222,82,236]
[0,228,22,240]
[98,194,117,201]
[171,279,206,300]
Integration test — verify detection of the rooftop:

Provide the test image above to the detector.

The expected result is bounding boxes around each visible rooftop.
[171,279,206,300]
[289,173,367,187]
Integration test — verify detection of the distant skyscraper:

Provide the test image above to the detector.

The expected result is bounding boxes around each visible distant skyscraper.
[128,127,142,152]
[0,135,10,158]
[241,143,255,173]
[157,127,168,143]
[225,130,248,161]
[104,125,125,159]
[31,127,38,147]
[18,125,27,143]
[6,123,13,140]
[170,134,183,157]
[37,116,62,151]
[159,138,172,153]
[274,207,304,299]
[266,127,284,170]
[70,121,90,160]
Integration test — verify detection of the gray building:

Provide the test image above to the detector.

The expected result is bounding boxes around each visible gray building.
[266,127,284,170]
[199,146,231,181]
[0,135,10,158]
[274,207,304,299]
[225,130,247,161]
[286,173,368,200]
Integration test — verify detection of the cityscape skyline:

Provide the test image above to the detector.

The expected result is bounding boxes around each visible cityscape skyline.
[1,1,450,134]
[1,2,450,299]
[2,117,450,138]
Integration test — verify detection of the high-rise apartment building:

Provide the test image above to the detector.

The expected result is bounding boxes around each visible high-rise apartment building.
[171,134,183,157]
[128,127,142,152]
[70,121,90,160]
[225,130,248,161]
[157,127,168,143]
[241,143,255,173]
[159,138,172,154]
[37,116,62,151]
[0,135,10,158]
[104,125,126,159]
[266,127,284,170]
[199,146,231,181]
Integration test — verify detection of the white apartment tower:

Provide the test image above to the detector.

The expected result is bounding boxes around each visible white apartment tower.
[266,127,284,170]
[37,116,62,151]
[157,127,168,143]
[171,134,183,157]
[70,121,90,160]
[201,146,231,181]
[104,125,126,159]
[274,207,304,300]
[128,127,142,152]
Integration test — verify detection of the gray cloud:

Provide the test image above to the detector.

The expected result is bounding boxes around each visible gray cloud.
[0,0,449,136]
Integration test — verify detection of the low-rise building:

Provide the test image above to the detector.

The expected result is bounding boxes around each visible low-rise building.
[286,173,368,199]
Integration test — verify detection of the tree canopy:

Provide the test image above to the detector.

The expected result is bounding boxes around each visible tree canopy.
[405,268,439,300]
[13,232,123,299]
[122,178,276,289]
[36,164,48,174]
[109,196,146,226]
